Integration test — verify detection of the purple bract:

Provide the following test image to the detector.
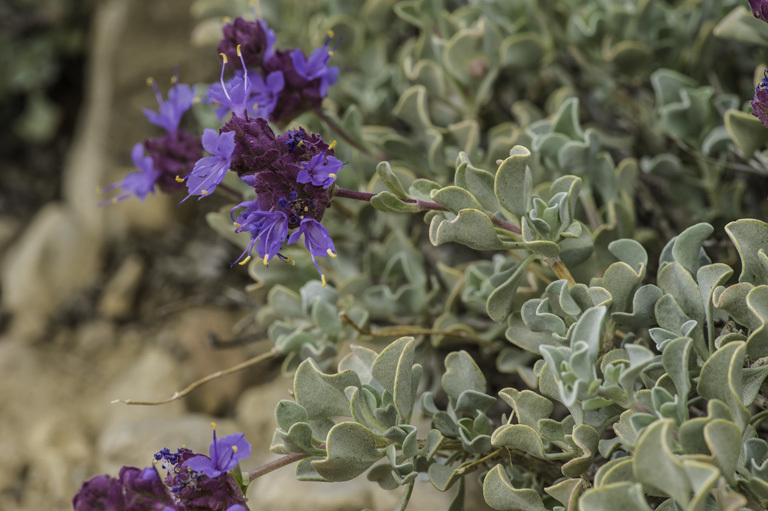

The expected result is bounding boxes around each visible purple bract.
[752,70,768,129]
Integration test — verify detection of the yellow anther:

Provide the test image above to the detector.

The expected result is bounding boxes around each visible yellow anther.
[146,77,154,86]
[232,446,238,453]
[328,173,336,179]
[201,190,209,195]
[327,29,335,38]
[328,140,337,150]
[111,198,118,204]
[263,254,269,265]
[328,50,334,57]
[327,249,337,258]
[236,44,242,57]
[297,140,304,148]
[238,255,251,266]
[170,75,178,84]
[299,215,304,219]
[182,444,187,448]
[222,16,232,23]
[97,187,103,194]
[284,256,295,266]
[321,274,327,287]
[192,97,201,104]
[210,422,217,430]
[219,52,228,64]
[252,103,260,110]
[304,206,309,212]
[154,459,159,464]
[175,175,184,183]
[234,222,241,227]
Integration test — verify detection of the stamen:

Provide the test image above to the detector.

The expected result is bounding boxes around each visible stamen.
[238,255,251,265]
[263,254,269,265]
[175,175,184,183]
[328,50,334,57]
[222,16,232,23]
[111,198,118,204]
[253,103,260,109]
[219,53,231,101]
[170,75,178,84]
[328,140,337,150]
[147,77,163,106]
[321,274,327,287]
[327,29,334,38]
[233,222,241,227]
[327,249,337,258]
[97,187,103,194]
[192,97,201,104]
[304,206,309,212]
[201,190,209,195]
[237,44,248,91]
[297,140,304,148]
[210,422,217,430]
[232,446,238,453]
[328,173,336,179]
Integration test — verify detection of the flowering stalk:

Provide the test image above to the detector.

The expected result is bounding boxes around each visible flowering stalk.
[333,187,523,235]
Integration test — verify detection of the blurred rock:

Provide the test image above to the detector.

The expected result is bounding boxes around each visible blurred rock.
[164,307,253,416]
[2,203,102,339]
[98,254,145,319]
[100,347,184,425]
[74,319,117,358]
[236,377,294,454]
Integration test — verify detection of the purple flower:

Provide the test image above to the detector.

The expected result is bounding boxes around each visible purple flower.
[290,37,339,97]
[100,143,161,204]
[160,448,248,511]
[260,49,324,124]
[251,71,285,119]
[182,129,236,202]
[226,506,248,511]
[232,205,290,265]
[184,427,251,479]
[297,150,343,188]
[288,218,336,285]
[73,474,124,511]
[749,0,768,22]
[143,79,197,136]
[143,130,203,192]
[120,466,176,511]
[208,50,253,119]
[752,70,768,129]
[218,17,275,71]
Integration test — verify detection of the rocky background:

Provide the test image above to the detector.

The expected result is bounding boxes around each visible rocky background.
[0,1,490,509]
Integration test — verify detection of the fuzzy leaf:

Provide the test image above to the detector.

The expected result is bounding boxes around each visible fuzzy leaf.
[633,419,691,507]
[294,359,360,420]
[371,336,418,422]
[442,350,486,403]
[483,465,547,511]
[430,209,507,250]
[579,482,651,511]
[725,219,768,286]
[495,145,532,218]
[697,341,749,431]
[311,422,383,481]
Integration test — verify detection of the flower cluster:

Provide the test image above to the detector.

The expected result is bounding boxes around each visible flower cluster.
[102,15,343,283]
[214,16,339,124]
[73,427,251,511]
[100,77,202,204]
[753,70,768,129]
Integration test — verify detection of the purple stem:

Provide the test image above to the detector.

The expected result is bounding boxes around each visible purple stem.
[246,452,311,480]
[333,187,522,235]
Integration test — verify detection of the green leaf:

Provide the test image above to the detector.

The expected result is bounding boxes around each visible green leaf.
[746,285,768,358]
[431,186,482,213]
[702,419,741,483]
[430,209,507,250]
[428,462,463,492]
[697,341,749,431]
[294,359,360,420]
[311,422,383,481]
[580,483,652,511]
[498,388,554,430]
[486,255,535,322]
[672,223,714,276]
[370,191,420,213]
[725,219,768,286]
[697,264,734,352]
[442,350,486,403]
[724,109,768,157]
[393,85,432,130]
[483,465,547,511]
[633,419,691,507]
[495,145,532,218]
[338,345,378,386]
[661,337,694,414]
[275,400,309,431]
[544,478,582,510]
[376,161,408,198]
[562,424,599,477]
[371,336,418,423]
[491,424,547,458]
